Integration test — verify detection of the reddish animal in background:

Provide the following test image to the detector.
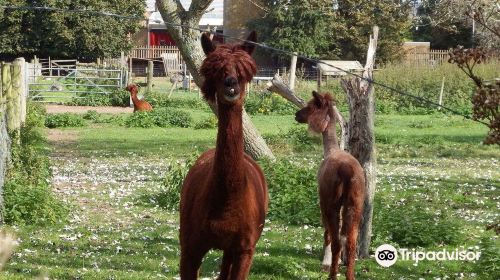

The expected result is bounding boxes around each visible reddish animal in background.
[125,84,153,112]
[295,91,365,280]
[179,31,268,280]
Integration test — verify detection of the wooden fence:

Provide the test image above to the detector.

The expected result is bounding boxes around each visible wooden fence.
[130,46,183,60]
[0,58,29,222]
[403,49,450,65]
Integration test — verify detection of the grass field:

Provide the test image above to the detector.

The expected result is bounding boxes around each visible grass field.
[1,91,499,279]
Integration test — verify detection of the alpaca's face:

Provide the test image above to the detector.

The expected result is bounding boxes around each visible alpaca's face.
[200,32,258,105]
[217,66,243,104]
[126,84,138,95]
[295,91,332,133]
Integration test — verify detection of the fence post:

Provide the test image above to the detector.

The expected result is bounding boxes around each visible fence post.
[289,52,298,90]
[438,76,445,110]
[14,58,27,125]
[2,64,14,133]
[0,63,8,224]
[147,60,154,93]
[9,61,22,136]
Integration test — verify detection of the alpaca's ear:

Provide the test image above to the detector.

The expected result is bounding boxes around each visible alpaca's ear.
[312,91,322,107]
[241,31,257,55]
[201,32,216,55]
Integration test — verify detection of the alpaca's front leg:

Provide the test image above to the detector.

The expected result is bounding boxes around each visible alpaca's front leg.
[180,245,207,280]
[229,249,255,279]
[217,250,233,280]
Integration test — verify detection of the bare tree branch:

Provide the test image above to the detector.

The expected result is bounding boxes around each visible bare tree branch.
[188,0,214,19]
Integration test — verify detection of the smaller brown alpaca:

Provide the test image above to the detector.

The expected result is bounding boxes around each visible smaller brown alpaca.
[126,84,153,112]
[295,91,365,280]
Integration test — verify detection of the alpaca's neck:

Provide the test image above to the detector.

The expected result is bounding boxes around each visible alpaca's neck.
[130,92,140,105]
[322,106,340,157]
[213,102,245,187]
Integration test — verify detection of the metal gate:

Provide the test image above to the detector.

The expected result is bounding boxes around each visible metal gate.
[27,60,127,102]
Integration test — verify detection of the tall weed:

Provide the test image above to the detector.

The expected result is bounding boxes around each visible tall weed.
[4,103,68,225]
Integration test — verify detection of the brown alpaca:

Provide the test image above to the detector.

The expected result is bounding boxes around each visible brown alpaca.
[295,91,365,280]
[179,31,268,280]
[125,84,153,112]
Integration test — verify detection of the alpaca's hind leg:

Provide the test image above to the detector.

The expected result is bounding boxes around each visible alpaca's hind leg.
[229,249,255,279]
[343,206,362,280]
[328,211,342,280]
[322,229,332,271]
[180,246,207,280]
[217,250,233,280]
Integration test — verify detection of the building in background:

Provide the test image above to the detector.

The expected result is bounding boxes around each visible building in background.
[223,0,265,43]
[134,0,266,46]
[134,0,224,47]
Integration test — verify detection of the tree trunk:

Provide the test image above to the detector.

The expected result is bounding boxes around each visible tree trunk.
[340,26,379,259]
[157,0,274,160]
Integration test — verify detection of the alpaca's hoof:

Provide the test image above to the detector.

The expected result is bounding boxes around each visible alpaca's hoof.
[321,264,331,272]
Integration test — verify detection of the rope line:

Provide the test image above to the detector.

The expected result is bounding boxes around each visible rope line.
[0,5,140,19]
[0,5,489,125]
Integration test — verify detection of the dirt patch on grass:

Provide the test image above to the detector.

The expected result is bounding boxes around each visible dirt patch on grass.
[47,129,80,156]
[47,129,78,142]
[45,105,133,114]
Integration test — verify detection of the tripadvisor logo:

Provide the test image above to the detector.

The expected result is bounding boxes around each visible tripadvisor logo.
[375,244,481,267]
[375,244,398,267]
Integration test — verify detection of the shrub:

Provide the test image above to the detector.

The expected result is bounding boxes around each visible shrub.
[69,89,129,107]
[245,92,296,115]
[155,155,198,211]
[266,126,322,152]
[475,236,500,279]
[109,89,130,107]
[3,178,68,225]
[82,110,100,121]
[125,109,193,128]
[4,109,68,225]
[194,115,218,129]
[372,199,463,247]
[45,113,86,128]
[260,158,320,225]
[159,109,192,128]
[125,111,156,128]
[26,102,46,127]
[70,93,111,106]
[108,115,127,126]
[145,92,209,110]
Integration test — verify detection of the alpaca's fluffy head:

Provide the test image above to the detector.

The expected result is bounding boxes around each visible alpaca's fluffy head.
[126,84,138,95]
[295,91,334,133]
[200,31,257,105]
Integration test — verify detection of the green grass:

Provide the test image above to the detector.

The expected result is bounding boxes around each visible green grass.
[2,93,499,279]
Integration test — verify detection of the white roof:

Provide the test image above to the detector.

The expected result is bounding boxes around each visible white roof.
[149,11,223,27]
[146,0,224,26]
[317,60,364,76]
[146,0,223,26]
[146,0,156,12]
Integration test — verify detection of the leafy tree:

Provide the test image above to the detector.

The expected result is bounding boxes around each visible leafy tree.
[410,0,498,49]
[248,0,411,63]
[0,0,144,60]
[248,0,335,59]
[410,0,474,48]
